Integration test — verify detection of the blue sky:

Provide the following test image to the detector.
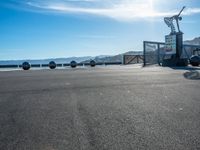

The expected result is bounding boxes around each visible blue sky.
[0,0,200,60]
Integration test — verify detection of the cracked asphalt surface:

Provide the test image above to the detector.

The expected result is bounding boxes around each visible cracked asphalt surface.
[0,65,200,150]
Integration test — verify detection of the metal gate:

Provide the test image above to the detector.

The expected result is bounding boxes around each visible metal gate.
[123,55,143,65]
[143,41,165,66]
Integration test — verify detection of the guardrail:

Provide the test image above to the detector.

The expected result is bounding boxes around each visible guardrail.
[0,61,122,70]
[0,65,19,68]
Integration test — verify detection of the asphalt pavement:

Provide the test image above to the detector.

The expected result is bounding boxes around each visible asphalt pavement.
[0,65,200,150]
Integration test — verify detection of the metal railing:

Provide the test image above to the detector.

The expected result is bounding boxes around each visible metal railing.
[0,61,122,70]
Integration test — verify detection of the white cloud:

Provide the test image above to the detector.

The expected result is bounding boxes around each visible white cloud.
[23,0,200,21]
[183,7,200,15]
[77,35,116,39]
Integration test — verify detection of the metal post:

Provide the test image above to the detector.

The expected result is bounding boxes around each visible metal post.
[123,55,125,65]
[143,41,146,66]
[136,55,139,63]
[158,44,160,66]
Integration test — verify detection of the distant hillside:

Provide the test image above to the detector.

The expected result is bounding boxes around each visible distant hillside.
[0,56,94,65]
[184,37,200,45]
[81,51,143,63]
[0,51,143,65]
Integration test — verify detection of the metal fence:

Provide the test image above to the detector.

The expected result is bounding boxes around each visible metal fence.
[143,41,165,66]
[182,44,200,59]
[143,41,200,66]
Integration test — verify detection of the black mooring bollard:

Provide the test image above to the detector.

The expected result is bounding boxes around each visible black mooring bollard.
[49,61,57,69]
[90,60,96,67]
[70,61,77,68]
[22,62,31,70]
[190,55,200,66]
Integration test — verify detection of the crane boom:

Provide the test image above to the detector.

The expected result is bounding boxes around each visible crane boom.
[177,6,186,17]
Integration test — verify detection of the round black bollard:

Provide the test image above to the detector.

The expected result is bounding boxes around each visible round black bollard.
[22,62,31,70]
[49,61,56,69]
[90,60,96,67]
[190,55,200,66]
[70,61,77,68]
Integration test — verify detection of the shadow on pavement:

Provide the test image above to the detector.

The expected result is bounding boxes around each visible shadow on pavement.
[170,66,200,71]
[168,66,200,80]
[183,70,200,80]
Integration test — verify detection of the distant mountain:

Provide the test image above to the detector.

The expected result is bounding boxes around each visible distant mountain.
[184,37,200,45]
[0,56,94,65]
[0,51,143,65]
[81,51,143,63]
